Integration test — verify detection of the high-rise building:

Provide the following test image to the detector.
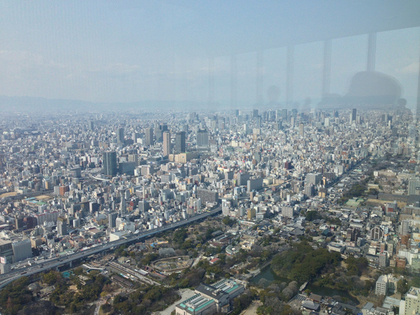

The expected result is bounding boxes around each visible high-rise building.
[103,151,117,176]
[132,132,140,143]
[299,123,304,136]
[163,131,171,156]
[12,239,32,263]
[57,217,68,236]
[117,127,124,143]
[89,121,94,130]
[401,287,420,315]
[175,131,186,153]
[306,173,322,186]
[282,109,288,120]
[197,129,209,147]
[304,184,314,197]
[375,275,388,295]
[401,220,410,236]
[145,128,154,146]
[256,116,262,128]
[108,212,118,228]
[155,123,168,143]
[243,124,251,136]
[0,240,13,265]
[73,218,81,228]
[350,108,357,123]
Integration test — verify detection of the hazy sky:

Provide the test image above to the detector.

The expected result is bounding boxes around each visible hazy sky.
[0,1,419,109]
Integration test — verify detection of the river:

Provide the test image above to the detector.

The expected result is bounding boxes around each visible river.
[251,265,359,304]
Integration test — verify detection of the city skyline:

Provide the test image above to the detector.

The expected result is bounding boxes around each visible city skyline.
[0,1,419,111]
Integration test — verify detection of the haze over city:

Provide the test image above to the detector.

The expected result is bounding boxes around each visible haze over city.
[0,1,419,112]
[1,2,420,315]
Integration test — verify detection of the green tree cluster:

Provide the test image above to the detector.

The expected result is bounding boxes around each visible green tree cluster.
[222,217,236,227]
[42,270,63,285]
[49,270,110,313]
[271,242,341,283]
[141,253,159,266]
[0,277,33,315]
[345,256,368,276]
[113,285,179,315]
[173,228,188,245]
[230,290,256,315]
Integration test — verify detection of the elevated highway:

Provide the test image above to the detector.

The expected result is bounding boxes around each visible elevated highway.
[0,207,222,289]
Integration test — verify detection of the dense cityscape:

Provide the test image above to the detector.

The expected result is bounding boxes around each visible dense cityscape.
[1,1,420,315]
[0,104,419,315]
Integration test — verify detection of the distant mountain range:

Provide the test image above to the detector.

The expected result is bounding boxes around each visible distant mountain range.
[0,95,210,113]
[0,94,411,114]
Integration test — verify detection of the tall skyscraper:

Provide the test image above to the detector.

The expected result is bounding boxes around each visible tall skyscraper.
[103,151,117,176]
[175,131,186,153]
[108,212,118,228]
[163,131,171,156]
[197,129,209,147]
[117,127,124,143]
[350,108,357,123]
[57,217,68,236]
[132,132,140,143]
[154,123,168,142]
[299,123,304,136]
[145,127,154,146]
[282,109,288,120]
[256,116,262,128]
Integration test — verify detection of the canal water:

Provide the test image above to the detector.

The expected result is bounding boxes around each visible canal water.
[251,265,359,304]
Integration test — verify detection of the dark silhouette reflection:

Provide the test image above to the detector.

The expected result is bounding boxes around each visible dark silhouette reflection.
[345,71,401,105]
[320,71,403,109]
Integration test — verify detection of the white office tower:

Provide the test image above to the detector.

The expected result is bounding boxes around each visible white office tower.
[195,198,201,210]
[222,199,230,216]
[400,287,420,315]
[73,218,81,228]
[243,124,251,136]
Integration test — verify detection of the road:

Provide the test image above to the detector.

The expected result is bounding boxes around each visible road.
[108,261,161,286]
[0,207,222,289]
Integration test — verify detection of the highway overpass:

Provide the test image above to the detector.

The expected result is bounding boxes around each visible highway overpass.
[0,207,222,289]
